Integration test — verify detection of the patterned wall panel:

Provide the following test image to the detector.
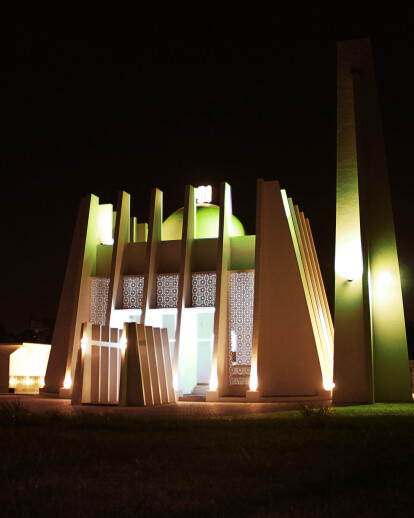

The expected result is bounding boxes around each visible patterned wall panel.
[228,271,255,385]
[157,274,179,308]
[123,275,145,309]
[192,272,217,307]
[90,277,110,325]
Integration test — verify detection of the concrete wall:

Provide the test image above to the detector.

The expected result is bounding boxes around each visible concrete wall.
[174,185,196,394]
[230,235,255,270]
[123,242,147,275]
[106,191,131,320]
[212,183,232,395]
[192,239,218,271]
[253,180,323,396]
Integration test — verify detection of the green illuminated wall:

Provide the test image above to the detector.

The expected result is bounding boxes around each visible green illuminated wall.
[162,204,245,240]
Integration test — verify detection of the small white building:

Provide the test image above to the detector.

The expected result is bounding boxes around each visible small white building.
[0,343,51,394]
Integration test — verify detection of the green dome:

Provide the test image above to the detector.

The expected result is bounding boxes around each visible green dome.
[162,203,245,240]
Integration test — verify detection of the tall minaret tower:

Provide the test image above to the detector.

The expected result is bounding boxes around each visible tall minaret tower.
[333,38,411,403]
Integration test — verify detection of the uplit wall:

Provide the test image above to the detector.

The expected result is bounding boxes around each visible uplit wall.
[9,343,51,394]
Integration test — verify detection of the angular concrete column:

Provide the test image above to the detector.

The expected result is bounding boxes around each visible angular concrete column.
[141,188,163,323]
[106,191,130,325]
[145,326,161,405]
[211,182,232,396]
[161,327,175,402]
[153,327,170,403]
[174,185,196,393]
[44,194,101,394]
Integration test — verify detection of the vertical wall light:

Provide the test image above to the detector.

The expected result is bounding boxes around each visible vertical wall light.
[63,373,72,389]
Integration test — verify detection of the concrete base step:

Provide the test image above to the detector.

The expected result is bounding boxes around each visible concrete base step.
[179,395,206,402]
[190,383,209,397]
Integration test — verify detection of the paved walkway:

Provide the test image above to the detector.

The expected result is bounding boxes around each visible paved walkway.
[0,393,311,419]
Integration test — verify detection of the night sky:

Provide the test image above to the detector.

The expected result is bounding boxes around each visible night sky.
[2,6,413,338]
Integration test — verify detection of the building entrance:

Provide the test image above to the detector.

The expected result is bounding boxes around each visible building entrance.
[196,312,214,385]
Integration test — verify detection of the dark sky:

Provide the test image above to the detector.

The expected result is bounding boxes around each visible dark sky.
[2,6,413,336]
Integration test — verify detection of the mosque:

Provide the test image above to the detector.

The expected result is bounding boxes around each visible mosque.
[3,38,412,405]
[42,179,335,405]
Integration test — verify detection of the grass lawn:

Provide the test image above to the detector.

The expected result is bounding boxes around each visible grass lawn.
[0,402,413,517]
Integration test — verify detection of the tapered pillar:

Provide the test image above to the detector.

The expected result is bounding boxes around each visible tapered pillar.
[141,188,163,324]
[173,185,196,394]
[44,195,101,394]
[145,326,161,405]
[153,327,170,403]
[211,182,232,396]
[106,191,130,325]
[161,328,175,402]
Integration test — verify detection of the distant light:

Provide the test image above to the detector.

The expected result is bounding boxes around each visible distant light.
[195,185,212,204]
[9,344,51,379]
[9,376,45,390]
[81,337,88,351]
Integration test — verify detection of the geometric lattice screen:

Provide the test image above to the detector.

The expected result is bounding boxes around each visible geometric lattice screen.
[123,275,145,309]
[90,277,110,325]
[191,272,217,307]
[228,271,255,386]
[156,274,179,308]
